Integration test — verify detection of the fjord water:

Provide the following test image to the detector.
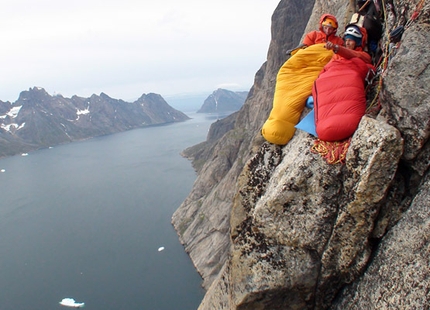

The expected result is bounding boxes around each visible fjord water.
[0,112,217,310]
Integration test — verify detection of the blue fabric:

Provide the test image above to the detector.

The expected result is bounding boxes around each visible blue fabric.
[295,109,317,137]
[305,96,314,109]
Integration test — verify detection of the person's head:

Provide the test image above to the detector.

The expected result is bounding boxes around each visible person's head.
[321,17,337,36]
[344,25,363,49]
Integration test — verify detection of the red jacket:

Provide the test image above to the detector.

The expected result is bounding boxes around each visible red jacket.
[303,14,344,46]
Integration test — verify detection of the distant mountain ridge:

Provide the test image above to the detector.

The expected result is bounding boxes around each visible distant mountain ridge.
[0,87,189,157]
[197,88,248,113]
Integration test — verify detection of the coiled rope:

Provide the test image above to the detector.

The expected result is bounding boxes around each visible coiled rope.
[311,138,352,164]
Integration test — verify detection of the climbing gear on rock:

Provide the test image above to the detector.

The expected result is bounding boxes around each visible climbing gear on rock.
[311,138,352,164]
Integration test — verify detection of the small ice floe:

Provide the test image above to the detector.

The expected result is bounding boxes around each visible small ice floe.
[21,153,28,156]
[59,298,85,308]
[158,246,165,252]
[0,169,5,172]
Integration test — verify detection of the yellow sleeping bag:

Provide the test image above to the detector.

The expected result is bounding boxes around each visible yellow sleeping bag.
[261,44,334,145]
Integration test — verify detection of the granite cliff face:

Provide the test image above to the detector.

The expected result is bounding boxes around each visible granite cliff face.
[0,87,189,157]
[173,0,315,289]
[172,0,429,309]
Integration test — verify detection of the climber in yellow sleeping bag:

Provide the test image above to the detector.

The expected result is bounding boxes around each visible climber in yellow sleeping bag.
[261,44,334,145]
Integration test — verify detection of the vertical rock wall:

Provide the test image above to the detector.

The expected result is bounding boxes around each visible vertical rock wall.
[174,0,430,308]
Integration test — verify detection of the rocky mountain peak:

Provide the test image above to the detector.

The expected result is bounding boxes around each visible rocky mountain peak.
[17,87,51,102]
[197,88,248,113]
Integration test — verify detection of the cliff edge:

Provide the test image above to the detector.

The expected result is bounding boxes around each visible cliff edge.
[172,0,429,309]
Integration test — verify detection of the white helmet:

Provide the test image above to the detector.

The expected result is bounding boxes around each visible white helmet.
[344,25,363,38]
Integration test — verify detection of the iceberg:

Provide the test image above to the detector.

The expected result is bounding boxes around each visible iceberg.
[59,298,85,308]
[158,246,165,252]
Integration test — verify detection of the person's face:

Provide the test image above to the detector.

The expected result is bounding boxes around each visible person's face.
[345,38,357,50]
[323,25,335,36]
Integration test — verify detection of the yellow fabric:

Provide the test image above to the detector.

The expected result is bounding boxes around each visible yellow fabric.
[261,44,333,145]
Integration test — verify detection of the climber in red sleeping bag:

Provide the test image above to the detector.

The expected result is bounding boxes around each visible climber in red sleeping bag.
[312,24,375,142]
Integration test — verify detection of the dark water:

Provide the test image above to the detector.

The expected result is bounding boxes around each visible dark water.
[0,112,215,310]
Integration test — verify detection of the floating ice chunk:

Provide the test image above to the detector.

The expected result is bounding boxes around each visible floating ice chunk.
[1,169,5,172]
[21,153,28,156]
[59,298,85,308]
[158,246,165,252]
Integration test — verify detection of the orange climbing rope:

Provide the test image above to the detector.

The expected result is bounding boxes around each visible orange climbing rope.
[311,138,352,164]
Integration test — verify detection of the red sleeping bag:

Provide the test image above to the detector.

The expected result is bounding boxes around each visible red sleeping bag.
[312,57,373,141]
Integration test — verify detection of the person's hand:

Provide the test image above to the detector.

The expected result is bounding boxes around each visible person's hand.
[324,41,339,53]
[325,41,335,50]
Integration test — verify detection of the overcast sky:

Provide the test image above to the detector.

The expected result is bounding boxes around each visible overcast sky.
[0,1,279,102]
